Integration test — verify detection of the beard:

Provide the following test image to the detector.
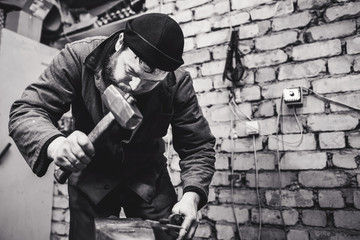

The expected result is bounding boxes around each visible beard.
[103,50,133,94]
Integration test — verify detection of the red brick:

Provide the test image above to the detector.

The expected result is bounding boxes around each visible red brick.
[255,30,298,51]
[207,205,249,223]
[332,151,358,169]
[280,152,327,170]
[210,103,252,122]
[241,85,261,101]
[280,115,306,134]
[218,189,259,205]
[181,20,211,37]
[192,77,213,92]
[297,0,329,10]
[307,114,358,131]
[288,230,309,240]
[171,10,193,24]
[197,90,229,107]
[262,79,309,99]
[232,0,274,10]
[255,67,276,83]
[183,49,211,66]
[176,0,210,10]
[221,137,263,153]
[312,75,360,94]
[53,195,69,209]
[278,60,326,80]
[302,210,327,227]
[349,132,360,148]
[324,2,360,22]
[354,56,360,72]
[161,3,175,14]
[244,49,288,68]
[254,101,276,118]
[239,226,286,240]
[258,118,278,135]
[215,153,229,170]
[347,37,360,55]
[194,222,212,238]
[213,12,250,29]
[183,37,195,52]
[272,11,313,31]
[251,208,299,225]
[354,190,360,209]
[319,132,346,149]
[274,95,325,115]
[246,171,298,188]
[329,92,360,112]
[51,222,69,236]
[328,55,352,74]
[318,190,345,208]
[169,155,180,171]
[305,20,356,41]
[239,21,271,39]
[310,230,357,240]
[268,133,317,151]
[265,189,314,207]
[291,39,341,61]
[214,1,230,15]
[299,170,350,188]
[215,224,235,240]
[334,210,360,230]
[194,4,214,20]
[169,170,181,186]
[234,152,275,171]
[145,0,159,9]
[52,209,70,222]
[250,0,294,20]
[210,171,232,186]
[196,29,230,48]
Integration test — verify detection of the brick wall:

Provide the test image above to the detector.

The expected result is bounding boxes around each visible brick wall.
[51,0,360,239]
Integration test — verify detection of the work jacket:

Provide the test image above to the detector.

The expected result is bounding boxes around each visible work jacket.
[8,33,216,208]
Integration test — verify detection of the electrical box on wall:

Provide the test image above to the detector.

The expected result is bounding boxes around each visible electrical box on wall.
[245,121,260,135]
[283,87,303,107]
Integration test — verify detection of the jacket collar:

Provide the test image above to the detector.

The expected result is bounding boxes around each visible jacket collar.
[84,31,120,73]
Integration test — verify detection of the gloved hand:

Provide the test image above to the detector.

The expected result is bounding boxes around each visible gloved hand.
[47,131,95,172]
[171,192,200,240]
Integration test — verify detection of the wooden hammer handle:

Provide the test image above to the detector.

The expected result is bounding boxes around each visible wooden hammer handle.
[54,112,116,184]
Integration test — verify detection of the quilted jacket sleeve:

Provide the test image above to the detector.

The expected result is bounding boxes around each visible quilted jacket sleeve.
[8,44,82,177]
[171,70,216,209]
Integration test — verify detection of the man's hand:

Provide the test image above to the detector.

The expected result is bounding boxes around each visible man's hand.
[47,131,95,172]
[172,192,200,240]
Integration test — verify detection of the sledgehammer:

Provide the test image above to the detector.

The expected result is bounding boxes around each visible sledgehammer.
[54,85,143,184]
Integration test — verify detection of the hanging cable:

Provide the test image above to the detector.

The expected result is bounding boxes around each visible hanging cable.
[275,95,287,239]
[303,87,360,112]
[253,135,262,240]
[230,104,242,240]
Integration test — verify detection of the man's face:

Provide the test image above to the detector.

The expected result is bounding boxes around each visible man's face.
[105,46,168,95]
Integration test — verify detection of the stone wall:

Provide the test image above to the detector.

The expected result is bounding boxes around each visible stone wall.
[51,0,360,239]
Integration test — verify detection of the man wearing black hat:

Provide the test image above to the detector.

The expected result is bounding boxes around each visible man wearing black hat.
[9,13,215,240]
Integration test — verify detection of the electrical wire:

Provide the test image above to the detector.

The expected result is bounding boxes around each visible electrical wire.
[303,87,360,112]
[275,95,287,240]
[229,97,304,145]
[230,105,242,240]
[253,135,262,240]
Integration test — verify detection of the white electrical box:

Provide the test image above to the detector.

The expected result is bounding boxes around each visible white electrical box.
[245,121,260,135]
[283,87,303,107]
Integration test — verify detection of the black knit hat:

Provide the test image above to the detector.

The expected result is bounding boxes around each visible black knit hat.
[124,13,184,71]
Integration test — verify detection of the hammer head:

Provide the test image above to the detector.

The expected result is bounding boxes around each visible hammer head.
[101,85,143,130]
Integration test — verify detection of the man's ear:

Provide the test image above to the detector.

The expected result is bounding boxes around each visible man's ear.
[115,33,124,51]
